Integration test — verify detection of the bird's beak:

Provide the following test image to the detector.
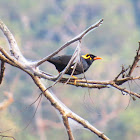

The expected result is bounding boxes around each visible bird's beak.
[94,56,102,60]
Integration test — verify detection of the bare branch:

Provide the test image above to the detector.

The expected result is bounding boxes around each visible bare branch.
[0,19,26,63]
[50,41,81,86]
[78,19,104,39]
[63,81,108,89]
[1,19,139,140]
[111,82,140,98]
[67,113,110,140]
[62,115,75,140]
[35,19,103,67]
[0,47,34,78]
[114,65,130,81]
[59,76,140,98]
[32,76,110,140]
[0,50,20,69]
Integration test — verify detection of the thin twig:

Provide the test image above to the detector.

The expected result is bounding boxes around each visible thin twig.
[65,41,81,84]
[110,82,140,98]
[127,42,140,76]
[0,60,5,84]
[43,41,82,90]
[114,65,130,81]
[21,93,42,112]
[35,19,103,67]
[0,135,16,140]
[23,93,42,130]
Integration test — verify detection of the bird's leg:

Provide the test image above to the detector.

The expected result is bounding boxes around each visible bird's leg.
[72,75,78,79]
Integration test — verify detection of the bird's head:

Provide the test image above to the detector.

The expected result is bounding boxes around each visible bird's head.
[82,54,102,62]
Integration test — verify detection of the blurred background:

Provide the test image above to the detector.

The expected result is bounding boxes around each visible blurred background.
[0,0,140,140]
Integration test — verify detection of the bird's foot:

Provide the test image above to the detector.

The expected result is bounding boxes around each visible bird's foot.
[71,75,78,85]
[72,75,78,79]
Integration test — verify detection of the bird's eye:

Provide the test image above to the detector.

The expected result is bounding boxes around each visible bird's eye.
[86,54,92,60]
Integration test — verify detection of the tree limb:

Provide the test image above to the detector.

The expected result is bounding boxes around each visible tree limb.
[35,19,103,67]
[31,76,110,140]
[0,19,139,140]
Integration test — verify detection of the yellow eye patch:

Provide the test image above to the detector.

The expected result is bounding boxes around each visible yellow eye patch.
[82,54,92,60]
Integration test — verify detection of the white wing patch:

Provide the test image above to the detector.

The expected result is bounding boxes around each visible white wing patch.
[71,65,74,69]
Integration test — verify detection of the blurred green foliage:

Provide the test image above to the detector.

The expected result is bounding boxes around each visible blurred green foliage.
[0,0,140,140]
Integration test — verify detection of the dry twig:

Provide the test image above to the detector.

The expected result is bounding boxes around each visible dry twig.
[127,42,140,76]
[0,60,5,84]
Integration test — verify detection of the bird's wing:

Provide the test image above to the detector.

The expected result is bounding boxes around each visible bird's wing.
[48,55,72,65]
[71,57,89,73]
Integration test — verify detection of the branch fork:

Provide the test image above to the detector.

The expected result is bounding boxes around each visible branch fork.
[0,18,139,140]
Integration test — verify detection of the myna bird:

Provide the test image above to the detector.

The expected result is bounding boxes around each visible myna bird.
[47,54,102,75]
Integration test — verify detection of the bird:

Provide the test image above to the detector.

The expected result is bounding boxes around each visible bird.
[47,54,102,76]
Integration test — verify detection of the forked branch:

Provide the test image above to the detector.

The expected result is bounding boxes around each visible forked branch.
[0,18,139,140]
[35,19,103,67]
[0,19,110,140]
